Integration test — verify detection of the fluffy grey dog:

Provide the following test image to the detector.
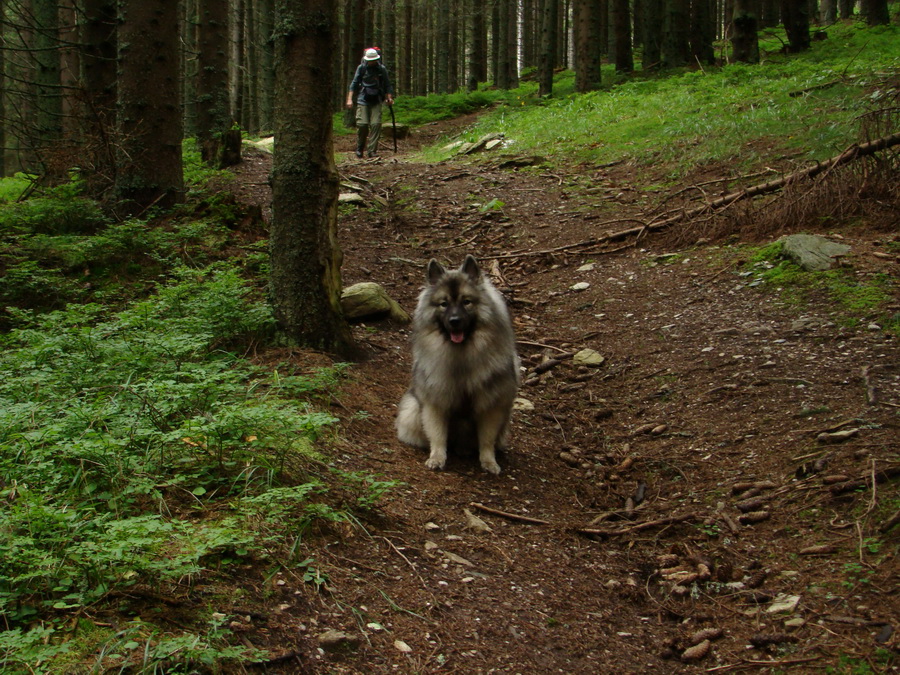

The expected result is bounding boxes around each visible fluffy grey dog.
[396,255,520,474]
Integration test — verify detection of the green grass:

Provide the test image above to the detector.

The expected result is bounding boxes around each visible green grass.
[414,22,899,173]
[744,240,899,334]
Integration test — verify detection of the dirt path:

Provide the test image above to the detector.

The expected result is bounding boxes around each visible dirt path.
[230,122,899,673]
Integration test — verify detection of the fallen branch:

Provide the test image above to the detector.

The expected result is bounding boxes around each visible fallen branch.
[577,513,699,537]
[487,132,900,261]
[470,502,550,525]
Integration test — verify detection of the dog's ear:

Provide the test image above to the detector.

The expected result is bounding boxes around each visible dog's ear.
[427,259,446,284]
[460,255,482,282]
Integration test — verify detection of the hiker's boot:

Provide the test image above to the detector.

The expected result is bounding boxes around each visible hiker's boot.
[356,126,369,158]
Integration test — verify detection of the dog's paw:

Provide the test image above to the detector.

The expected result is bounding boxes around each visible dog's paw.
[480,459,502,475]
[424,456,446,471]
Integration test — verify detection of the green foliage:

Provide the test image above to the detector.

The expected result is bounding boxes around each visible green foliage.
[0,173,33,203]
[430,22,900,174]
[182,138,232,188]
[0,267,356,668]
[743,242,898,333]
[0,186,108,236]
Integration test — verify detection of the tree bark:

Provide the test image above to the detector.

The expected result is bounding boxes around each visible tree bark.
[731,0,760,63]
[115,0,184,216]
[781,0,810,53]
[861,0,889,24]
[196,0,235,167]
[270,0,354,356]
[662,0,690,67]
[80,0,117,193]
[640,0,662,69]
[467,0,487,90]
[574,0,601,91]
[611,0,633,73]
[538,0,558,96]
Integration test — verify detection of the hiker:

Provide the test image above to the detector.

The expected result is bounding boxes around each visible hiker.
[346,48,394,158]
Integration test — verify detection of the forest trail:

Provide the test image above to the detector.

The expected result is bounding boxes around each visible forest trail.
[228,120,899,673]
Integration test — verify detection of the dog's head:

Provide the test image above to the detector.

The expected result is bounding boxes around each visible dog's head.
[425,255,483,345]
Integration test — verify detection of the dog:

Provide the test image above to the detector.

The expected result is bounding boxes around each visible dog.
[395,255,520,474]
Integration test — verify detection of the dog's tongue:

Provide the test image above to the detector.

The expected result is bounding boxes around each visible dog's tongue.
[450,331,465,344]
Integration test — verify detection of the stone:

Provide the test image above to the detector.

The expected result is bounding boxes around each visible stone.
[317,629,360,652]
[573,349,605,366]
[781,234,851,271]
[513,397,535,411]
[766,594,801,614]
[340,282,410,323]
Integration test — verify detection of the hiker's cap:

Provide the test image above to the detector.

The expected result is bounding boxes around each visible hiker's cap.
[363,48,380,61]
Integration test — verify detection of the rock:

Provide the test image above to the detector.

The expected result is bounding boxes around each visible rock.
[513,397,534,411]
[393,639,413,653]
[766,594,801,614]
[570,282,591,291]
[463,508,493,533]
[341,282,410,323]
[317,629,360,652]
[382,123,410,139]
[577,263,596,272]
[573,349,605,366]
[816,428,859,444]
[338,192,366,204]
[781,234,851,271]
[460,132,505,154]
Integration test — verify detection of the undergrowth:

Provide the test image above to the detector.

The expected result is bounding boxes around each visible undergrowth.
[0,149,397,673]
[416,22,899,174]
[745,239,899,334]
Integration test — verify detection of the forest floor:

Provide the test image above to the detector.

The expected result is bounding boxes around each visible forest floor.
[224,115,899,674]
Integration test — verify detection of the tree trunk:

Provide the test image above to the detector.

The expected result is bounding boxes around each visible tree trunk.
[497,0,512,88]
[574,0,601,92]
[819,0,835,22]
[836,0,853,19]
[33,0,62,175]
[538,0,558,96]
[640,0,663,69]
[662,0,690,67]
[80,0,117,192]
[436,0,450,92]
[782,0,810,53]
[467,0,487,90]
[270,0,354,355]
[861,0,889,24]
[731,0,760,63]
[690,0,715,65]
[196,0,234,168]
[258,0,274,132]
[115,0,184,216]
[611,0,633,73]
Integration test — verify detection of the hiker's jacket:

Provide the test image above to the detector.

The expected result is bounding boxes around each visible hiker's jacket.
[349,62,393,106]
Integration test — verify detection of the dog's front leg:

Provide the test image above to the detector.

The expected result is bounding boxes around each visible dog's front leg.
[476,407,506,475]
[421,404,449,471]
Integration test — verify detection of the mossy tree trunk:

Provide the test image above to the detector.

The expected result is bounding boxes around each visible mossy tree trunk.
[611,0,633,73]
[538,0,558,97]
[196,0,236,168]
[115,0,184,216]
[270,0,354,356]
[731,0,760,63]
[574,0,602,92]
[80,0,117,195]
[781,0,810,52]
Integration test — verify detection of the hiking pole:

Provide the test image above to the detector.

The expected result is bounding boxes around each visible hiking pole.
[388,103,398,153]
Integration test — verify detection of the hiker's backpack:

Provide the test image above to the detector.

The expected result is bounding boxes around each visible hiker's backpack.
[360,63,388,104]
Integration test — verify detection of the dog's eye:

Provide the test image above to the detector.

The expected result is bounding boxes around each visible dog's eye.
[439,301,449,308]
[462,299,473,307]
